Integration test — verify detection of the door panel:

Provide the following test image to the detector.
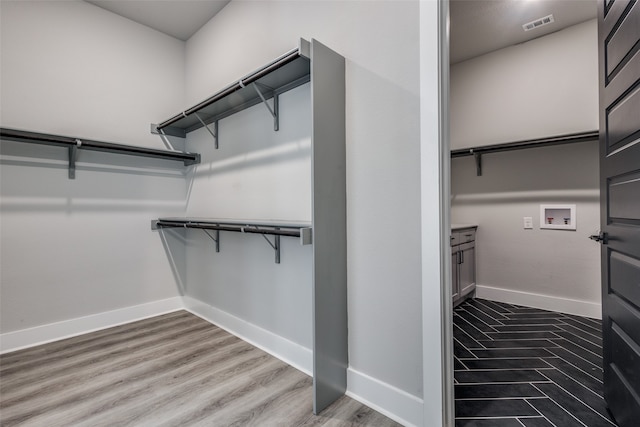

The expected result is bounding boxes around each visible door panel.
[598,1,640,426]
[607,364,640,427]
[611,322,640,389]
[610,252,640,308]
[608,171,640,220]
[605,0,639,79]
[605,81,640,151]
[608,295,640,355]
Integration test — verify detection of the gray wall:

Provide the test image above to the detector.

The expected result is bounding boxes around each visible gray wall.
[451,142,601,317]
[0,1,186,332]
[450,19,598,149]
[450,20,601,317]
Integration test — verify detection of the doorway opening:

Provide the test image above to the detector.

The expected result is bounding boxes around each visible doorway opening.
[447,1,615,425]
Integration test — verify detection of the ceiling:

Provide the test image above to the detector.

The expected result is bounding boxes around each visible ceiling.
[450,0,597,64]
[85,0,230,41]
[85,1,597,60]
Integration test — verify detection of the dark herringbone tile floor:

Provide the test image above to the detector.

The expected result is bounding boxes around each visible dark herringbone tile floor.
[454,298,618,427]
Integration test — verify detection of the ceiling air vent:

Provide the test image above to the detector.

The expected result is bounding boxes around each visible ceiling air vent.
[523,14,555,31]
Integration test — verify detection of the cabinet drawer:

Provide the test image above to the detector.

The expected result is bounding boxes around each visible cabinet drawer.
[459,229,476,243]
[450,232,460,246]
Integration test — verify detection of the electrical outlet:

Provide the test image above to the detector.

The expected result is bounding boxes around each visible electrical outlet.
[524,217,533,229]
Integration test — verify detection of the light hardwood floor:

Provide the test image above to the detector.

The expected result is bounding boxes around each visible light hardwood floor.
[0,311,401,426]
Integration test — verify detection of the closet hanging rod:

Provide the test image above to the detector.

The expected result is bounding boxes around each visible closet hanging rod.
[152,218,311,238]
[450,130,598,176]
[154,220,301,237]
[450,130,599,158]
[152,217,312,263]
[1,128,201,166]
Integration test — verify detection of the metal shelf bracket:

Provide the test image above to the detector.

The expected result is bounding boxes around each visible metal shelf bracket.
[68,139,81,179]
[203,229,220,252]
[157,128,176,151]
[193,112,219,149]
[252,82,279,131]
[474,152,482,176]
[252,226,281,264]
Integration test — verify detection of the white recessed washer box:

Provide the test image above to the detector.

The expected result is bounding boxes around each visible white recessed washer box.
[540,204,576,230]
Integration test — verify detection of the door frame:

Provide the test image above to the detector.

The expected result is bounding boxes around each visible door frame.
[420,0,454,426]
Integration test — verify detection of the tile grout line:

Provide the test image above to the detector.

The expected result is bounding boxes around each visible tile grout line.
[456,308,501,332]
[454,368,556,372]
[529,383,589,427]
[455,314,494,342]
[553,330,604,351]
[472,299,511,322]
[537,370,617,426]
[556,322,603,342]
[454,380,554,385]
[551,338,603,363]
[455,396,549,401]
[545,351,604,385]
[454,337,479,359]
[563,315,603,332]
[522,393,546,421]
[454,324,486,349]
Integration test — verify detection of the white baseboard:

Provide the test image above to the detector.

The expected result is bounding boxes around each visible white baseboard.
[475,285,602,319]
[0,296,184,354]
[346,367,423,427]
[182,296,313,376]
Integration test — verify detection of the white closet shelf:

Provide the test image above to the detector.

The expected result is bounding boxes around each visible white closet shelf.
[152,41,311,142]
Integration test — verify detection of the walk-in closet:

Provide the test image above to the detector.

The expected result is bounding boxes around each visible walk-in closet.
[1,1,442,426]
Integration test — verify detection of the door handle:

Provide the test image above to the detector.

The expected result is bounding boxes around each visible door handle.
[589,232,608,244]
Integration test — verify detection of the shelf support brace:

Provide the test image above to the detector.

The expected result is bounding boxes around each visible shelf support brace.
[158,128,177,151]
[203,229,220,252]
[250,226,281,264]
[68,139,81,179]
[193,112,219,149]
[252,83,279,131]
[474,152,482,176]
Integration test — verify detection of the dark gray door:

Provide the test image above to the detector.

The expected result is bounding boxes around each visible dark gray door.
[597,1,640,426]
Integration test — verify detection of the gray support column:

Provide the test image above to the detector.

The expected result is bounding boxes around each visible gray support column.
[310,39,347,414]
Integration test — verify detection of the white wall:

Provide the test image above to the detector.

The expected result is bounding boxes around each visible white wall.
[0,1,187,337]
[450,19,598,149]
[182,1,428,425]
